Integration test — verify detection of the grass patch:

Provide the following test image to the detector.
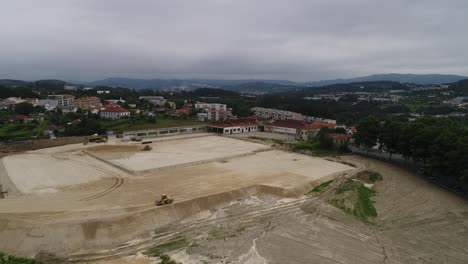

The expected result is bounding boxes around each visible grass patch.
[159,254,180,264]
[329,179,378,223]
[355,170,383,184]
[369,172,383,183]
[353,185,377,220]
[335,179,356,194]
[247,136,285,145]
[308,180,334,194]
[147,237,189,257]
[0,251,43,264]
[291,142,339,157]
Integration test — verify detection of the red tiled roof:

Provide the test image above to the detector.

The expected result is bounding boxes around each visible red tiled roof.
[14,114,28,120]
[327,133,352,140]
[308,122,337,130]
[266,119,336,130]
[208,118,258,128]
[102,105,129,113]
[76,96,99,101]
[62,94,75,99]
[175,107,190,114]
[46,125,59,130]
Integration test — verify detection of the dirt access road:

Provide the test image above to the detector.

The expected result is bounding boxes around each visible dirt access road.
[86,155,468,264]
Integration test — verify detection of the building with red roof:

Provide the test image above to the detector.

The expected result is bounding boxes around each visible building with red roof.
[262,119,337,141]
[100,105,130,119]
[327,133,352,148]
[207,118,258,134]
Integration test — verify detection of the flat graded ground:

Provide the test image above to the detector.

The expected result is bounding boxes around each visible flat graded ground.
[0,134,354,259]
[87,135,270,172]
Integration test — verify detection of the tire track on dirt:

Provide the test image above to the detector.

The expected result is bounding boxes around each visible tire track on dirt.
[51,152,125,201]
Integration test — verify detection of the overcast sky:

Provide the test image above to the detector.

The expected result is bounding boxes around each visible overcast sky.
[1,0,467,82]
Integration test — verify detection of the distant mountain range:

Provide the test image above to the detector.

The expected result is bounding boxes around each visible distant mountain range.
[1,73,467,94]
[304,74,468,87]
[72,74,467,92]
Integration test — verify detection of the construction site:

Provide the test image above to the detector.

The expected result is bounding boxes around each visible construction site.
[0,133,467,264]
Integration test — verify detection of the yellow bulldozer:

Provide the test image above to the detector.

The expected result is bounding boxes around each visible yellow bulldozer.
[142,145,152,151]
[87,135,108,143]
[156,194,174,206]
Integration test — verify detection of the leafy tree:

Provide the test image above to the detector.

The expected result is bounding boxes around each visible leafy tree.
[379,120,402,160]
[354,116,380,154]
[317,127,334,149]
[14,102,35,115]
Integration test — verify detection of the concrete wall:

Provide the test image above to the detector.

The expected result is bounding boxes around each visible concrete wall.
[122,125,207,140]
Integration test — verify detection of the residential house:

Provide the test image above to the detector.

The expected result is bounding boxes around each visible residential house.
[327,133,352,148]
[195,102,232,121]
[0,97,25,109]
[100,104,130,119]
[296,122,337,141]
[75,96,101,110]
[38,99,59,111]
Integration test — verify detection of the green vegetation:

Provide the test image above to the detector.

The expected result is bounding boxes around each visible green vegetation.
[247,136,285,145]
[292,141,339,157]
[369,172,383,183]
[329,179,378,223]
[309,180,333,193]
[0,252,43,264]
[355,116,468,192]
[147,237,189,256]
[147,238,189,264]
[158,254,180,264]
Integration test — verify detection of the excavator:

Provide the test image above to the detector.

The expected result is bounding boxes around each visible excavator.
[156,194,174,206]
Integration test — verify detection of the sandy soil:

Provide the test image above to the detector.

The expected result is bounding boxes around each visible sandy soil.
[1,134,466,264]
[0,134,353,260]
[88,136,270,172]
[110,155,465,264]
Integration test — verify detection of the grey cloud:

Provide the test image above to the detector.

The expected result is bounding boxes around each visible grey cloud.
[0,0,467,81]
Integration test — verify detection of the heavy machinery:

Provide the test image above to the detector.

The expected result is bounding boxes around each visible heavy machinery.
[87,135,108,143]
[142,145,152,151]
[156,194,174,206]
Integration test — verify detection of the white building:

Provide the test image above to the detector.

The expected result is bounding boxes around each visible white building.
[100,105,130,119]
[207,119,258,134]
[251,107,303,120]
[194,102,227,111]
[194,102,232,121]
[47,94,75,108]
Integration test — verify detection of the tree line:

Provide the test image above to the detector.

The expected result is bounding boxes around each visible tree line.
[354,116,468,192]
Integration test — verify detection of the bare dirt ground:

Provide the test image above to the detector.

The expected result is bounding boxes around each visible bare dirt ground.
[86,155,468,264]
[1,134,467,263]
[0,134,355,261]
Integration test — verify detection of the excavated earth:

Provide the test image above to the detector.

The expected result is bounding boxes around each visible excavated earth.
[0,134,366,263]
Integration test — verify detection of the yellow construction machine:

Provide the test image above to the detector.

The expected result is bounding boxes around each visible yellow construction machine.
[142,145,152,151]
[87,135,108,143]
[156,194,174,206]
